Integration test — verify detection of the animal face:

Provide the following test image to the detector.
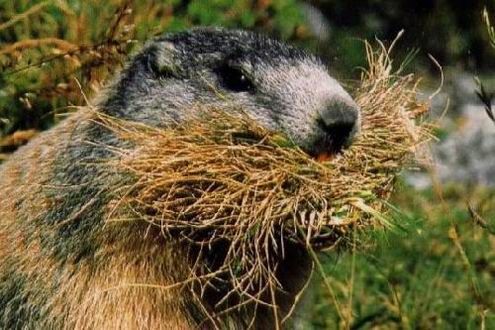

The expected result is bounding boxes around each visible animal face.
[103,28,360,156]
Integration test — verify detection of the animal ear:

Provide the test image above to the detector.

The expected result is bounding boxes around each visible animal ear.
[147,41,181,77]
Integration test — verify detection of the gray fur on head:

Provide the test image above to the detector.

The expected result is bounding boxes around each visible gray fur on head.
[102,27,360,156]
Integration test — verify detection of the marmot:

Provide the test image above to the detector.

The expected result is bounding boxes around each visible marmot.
[0,28,359,329]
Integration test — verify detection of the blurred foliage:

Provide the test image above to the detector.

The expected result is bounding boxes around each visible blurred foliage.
[0,0,307,153]
[311,184,495,329]
[310,0,495,75]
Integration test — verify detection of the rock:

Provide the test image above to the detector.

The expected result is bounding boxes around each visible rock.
[406,71,495,188]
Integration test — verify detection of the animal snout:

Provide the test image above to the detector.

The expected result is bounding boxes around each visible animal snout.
[310,96,360,157]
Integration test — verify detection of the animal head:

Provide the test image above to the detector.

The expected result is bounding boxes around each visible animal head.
[102,27,360,156]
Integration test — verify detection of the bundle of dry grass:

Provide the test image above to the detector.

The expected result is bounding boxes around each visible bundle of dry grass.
[96,41,430,317]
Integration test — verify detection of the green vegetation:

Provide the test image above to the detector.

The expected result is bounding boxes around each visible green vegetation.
[312,185,495,329]
[314,1,495,74]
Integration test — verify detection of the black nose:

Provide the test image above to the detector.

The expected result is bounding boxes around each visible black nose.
[313,97,360,155]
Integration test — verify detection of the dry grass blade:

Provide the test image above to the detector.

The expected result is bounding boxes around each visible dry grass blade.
[467,203,495,235]
[0,0,52,32]
[92,40,430,324]
[483,8,495,49]
[474,77,495,125]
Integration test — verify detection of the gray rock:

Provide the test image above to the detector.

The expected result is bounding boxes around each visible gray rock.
[406,71,495,188]
[434,104,495,186]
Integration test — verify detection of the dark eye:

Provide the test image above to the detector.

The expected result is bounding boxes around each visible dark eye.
[215,64,255,93]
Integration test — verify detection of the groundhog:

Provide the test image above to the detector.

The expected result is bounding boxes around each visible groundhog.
[0,27,359,329]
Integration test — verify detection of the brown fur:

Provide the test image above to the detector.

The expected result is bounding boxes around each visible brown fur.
[0,109,311,329]
[0,111,192,329]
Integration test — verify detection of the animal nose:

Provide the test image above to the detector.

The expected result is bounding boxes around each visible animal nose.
[317,97,360,153]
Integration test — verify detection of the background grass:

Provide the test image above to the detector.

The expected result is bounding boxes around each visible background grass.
[1,1,494,329]
[312,185,495,329]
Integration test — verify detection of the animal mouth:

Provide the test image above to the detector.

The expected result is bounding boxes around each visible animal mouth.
[309,120,357,162]
[307,134,351,162]
[311,148,342,163]
[315,152,335,162]
[308,138,355,162]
